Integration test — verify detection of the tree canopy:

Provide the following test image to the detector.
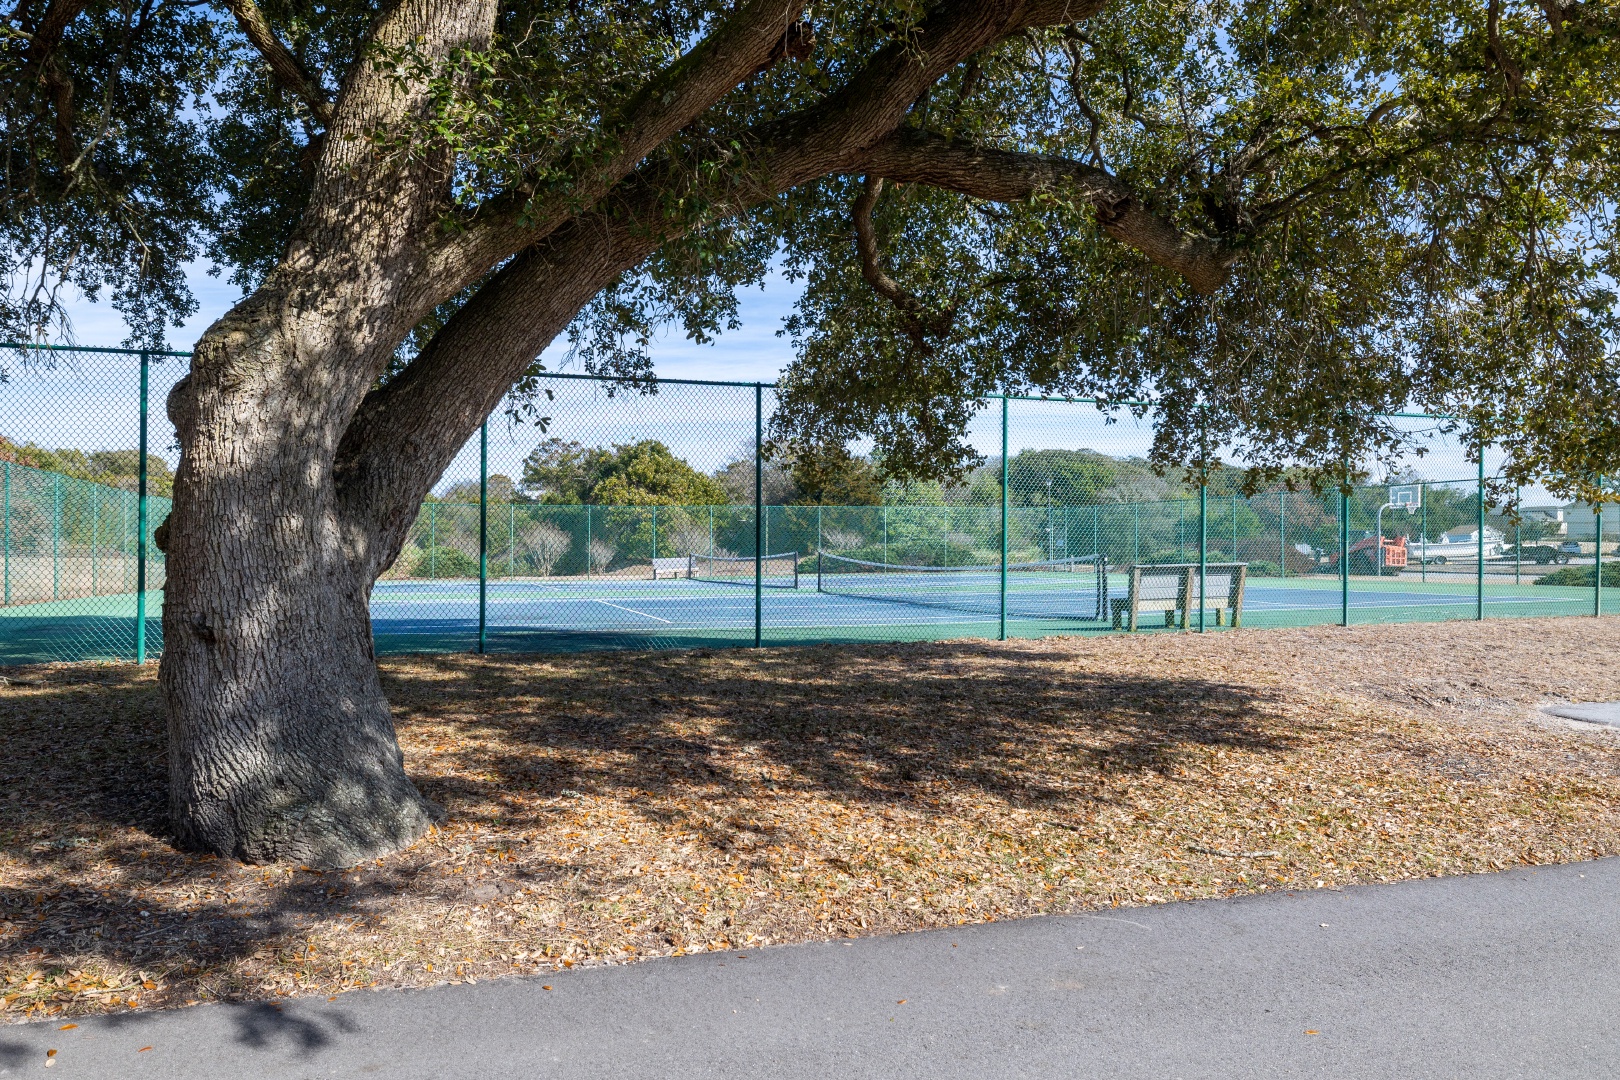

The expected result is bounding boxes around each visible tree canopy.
[6,0,1617,503]
[520,437,729,505]
[12,0,1620,865]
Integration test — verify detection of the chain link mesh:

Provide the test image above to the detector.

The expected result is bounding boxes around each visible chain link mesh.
[1,344,1612,664]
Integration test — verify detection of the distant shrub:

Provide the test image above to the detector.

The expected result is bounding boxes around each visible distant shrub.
[411,545,479,578]
[1242,560,1280,577]
[1535,564,1620,588]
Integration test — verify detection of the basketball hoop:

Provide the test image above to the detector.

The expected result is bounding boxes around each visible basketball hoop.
[1389,484,1422,516]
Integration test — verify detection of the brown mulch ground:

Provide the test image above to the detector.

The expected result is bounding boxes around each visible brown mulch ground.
[5,617,1620,1022]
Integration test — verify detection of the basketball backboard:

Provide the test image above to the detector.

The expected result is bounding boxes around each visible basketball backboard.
[1389,484,1422,513]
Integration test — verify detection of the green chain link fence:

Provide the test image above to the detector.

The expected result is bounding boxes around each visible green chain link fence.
[1,344,1612,664]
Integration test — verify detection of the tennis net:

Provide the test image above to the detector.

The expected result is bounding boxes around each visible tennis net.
[816,552,1109,622]
[687,551,801,589]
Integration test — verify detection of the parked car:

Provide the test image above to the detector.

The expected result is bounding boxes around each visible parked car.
[1497,544,1566,565]
[1558,541,1585,559]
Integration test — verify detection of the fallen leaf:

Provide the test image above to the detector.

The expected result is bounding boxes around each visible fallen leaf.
[1304,1030,1319,1036]
[542,985,553,991]
[58,1023,77,1030]
[46,1050,57,1057]
[138,1046,153,1052]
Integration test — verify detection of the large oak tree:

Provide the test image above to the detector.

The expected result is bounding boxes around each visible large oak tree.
[4,0,1617,865]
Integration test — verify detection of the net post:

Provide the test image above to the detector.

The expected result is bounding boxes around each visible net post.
[135,350,150,665]
[754,382,762,648]
[999,394,1009,641]
[478,420,488,655]
[1476,442,1484,620]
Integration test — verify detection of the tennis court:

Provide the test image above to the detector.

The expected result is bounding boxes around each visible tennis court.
[3,567,1595,663]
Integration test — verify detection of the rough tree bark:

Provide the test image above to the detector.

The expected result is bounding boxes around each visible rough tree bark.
[158,0,1227,866]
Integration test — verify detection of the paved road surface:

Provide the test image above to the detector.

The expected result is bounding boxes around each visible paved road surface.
[3,858,1616,1078]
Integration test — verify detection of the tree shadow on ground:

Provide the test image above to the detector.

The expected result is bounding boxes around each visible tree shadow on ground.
[1,639,1314,1022]
[387,641,1299,835]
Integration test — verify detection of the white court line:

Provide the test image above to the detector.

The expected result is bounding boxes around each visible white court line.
[591,599,673,623]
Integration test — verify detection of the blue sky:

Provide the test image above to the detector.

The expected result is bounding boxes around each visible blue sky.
[60,261,803,385]
[43,260,1521,498]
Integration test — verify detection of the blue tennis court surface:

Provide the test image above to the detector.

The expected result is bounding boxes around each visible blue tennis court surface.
[0,573,1598,664]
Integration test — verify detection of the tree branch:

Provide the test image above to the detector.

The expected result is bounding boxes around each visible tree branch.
[221,0,332,125]
[860,128,1237,294]
[414,0,814,315]
[853,175,953,347]
[336,0,1112,546]
[21,0,89,164]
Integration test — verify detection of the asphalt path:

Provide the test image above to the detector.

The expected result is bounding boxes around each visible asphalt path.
[3,858,1617,1079]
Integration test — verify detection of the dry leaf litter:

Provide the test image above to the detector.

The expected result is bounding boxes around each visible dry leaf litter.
[4,616,1620,1021]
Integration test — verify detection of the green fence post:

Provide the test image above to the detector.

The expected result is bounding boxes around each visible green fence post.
[708,505,714,558]
[1476,446,1485,620]
[1093,504,1100,560]
[754,382,763,648]
[1198,475,1207,633]
[1231,492,1238,562]
[1514,485,1521,586]
[586,504,593,578]
[429,502,437,579]
[1340,482,1350,628]
[882,506,888,564]
[508,502,515,577]
[135,350,150,664]
[1000,393,1008,641]
[1133,502,1140,566]
[2,460,9,606]
[1420,484,1427,583]
[1278,490,1286,579]
[816,504,823,557]
[1598,477,1605,618]
[478,421,488,654]
[91,482,100,596]
[651,504,658,562]
[52,473,61,601]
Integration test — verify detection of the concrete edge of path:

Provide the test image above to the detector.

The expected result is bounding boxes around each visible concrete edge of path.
[3,858,1619,1080]
[1541,701,1620,726]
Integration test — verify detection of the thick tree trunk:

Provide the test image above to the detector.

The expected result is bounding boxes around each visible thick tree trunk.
[159,290,441,867]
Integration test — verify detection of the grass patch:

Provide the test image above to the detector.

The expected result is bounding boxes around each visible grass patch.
[5,616,1620,1021]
